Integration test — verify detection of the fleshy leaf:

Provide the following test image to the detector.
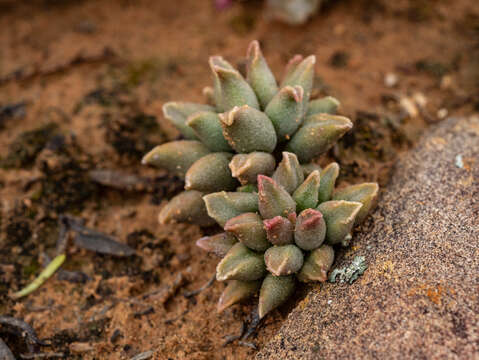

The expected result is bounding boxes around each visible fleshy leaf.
[332,183,379,224]
[286,114,353,163]
[317,200,362,245]
[219,105,277,153]
[282,55,303,83]
[318,162,339,203]
[306,96,340,116]
[246,40,278,109]
[186,111,232,152]
[264,245,304,276]
[294,208,326,250]
[224,213,270,252]
[258,175,296,219]
[297,244,335,283]
[264,86,304,142]
[263,216,294,245]
[272,152,304,194]
[162,102,214,139]
[293,170,320,212]
[203,191,259,227]
[209,56,260,112]
[258,274,295,319]
[229,152,276,185]
[217,280,261,313]
[281,55,315,111]
[196,232,237,258]
[142,140,210,179]
[216,243,266,281]
[158,190,215,227]
[185,152,238,192]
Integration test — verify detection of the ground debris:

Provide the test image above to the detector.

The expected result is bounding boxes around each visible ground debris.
[242,309,262,341]
[329,256,368,284]
[183,273,215,298]
[238,341,257,350]
[164,310,188,324]
[142,273,186,304]
[89,169,149,191]
[74,231,135,257]
[63,216,135,257]
[69,341,93,354]
[130,350,154,360]
[222,322,246,347]
[0,316,46,350]
[19,353,65,359]
[56,270,89,284]
[0,101,27,127]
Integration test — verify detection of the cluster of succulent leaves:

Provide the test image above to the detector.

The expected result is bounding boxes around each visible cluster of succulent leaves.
[196,151,378,318]
[142,40,352,226]
[142,40,379,318]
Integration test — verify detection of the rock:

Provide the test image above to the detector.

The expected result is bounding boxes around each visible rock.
[257,116,479,359]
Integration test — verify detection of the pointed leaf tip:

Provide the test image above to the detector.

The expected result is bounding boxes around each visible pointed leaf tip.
[294,208,326,250]
[263,216,294,245]
[186,111,232,152]
[246,40,278,109]
[332,182,379,224]
[142,140,210,178]
[224,212,270,252]
[185,152,237,193]
[287,114,353,163]
[281,55,316,110]
[272,152,304,194]
[258,274,295,319]
[162,102,214,140]
[258,175,296,219]
[159,190,215,227]
[297,245,335,283]
[216,243,266,282]
[318,162,340,203]
[264,245,304,276]
[218,280,261,313]
[229,152,276,185]
[293,170,320,212]
[209,56,259,112]
[219,105,277,153]
[265,86,304,142]
[203,191,259,227]
[196,232,237,258]
[317,200,363,245]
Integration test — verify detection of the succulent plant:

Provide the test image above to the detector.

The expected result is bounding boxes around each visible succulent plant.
[197,151,378,318]
[143,40,349,226]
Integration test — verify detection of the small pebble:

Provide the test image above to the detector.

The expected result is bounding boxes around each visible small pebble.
[437,108,448,119]
[70,342,93,353]
[455,154,464,169]
[413,92,427,108]
[384,73,398,87]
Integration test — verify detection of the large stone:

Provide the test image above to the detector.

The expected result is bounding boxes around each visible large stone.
[258,116,479,359]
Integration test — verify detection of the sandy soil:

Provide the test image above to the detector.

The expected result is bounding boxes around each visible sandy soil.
[0,0,477,359]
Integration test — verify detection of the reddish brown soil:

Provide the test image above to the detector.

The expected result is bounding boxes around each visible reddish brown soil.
[0,0,477,359]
